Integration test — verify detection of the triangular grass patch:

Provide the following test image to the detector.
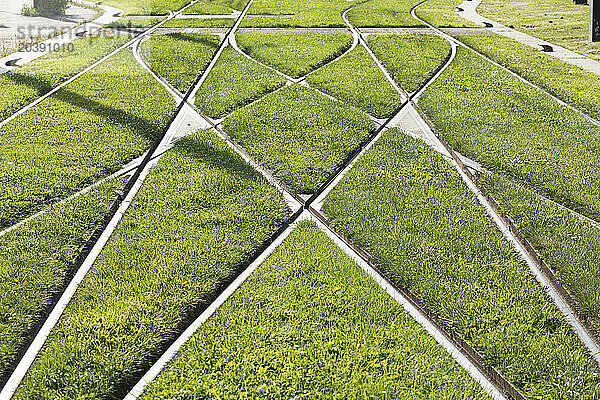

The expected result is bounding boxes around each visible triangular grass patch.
[137,220,489,398]
[235,32,352,78]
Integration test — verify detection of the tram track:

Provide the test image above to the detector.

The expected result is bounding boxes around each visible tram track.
[3,0,597,397]
[0,0,202,130]
[410,0,600,128]
[0,1,259,397]
[120,7,522,398]
[411,0,600,365]
[123,3,600,397]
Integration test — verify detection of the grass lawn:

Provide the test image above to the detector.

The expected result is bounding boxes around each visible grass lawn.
[181,0,247,15]
[222,84,374,193]
[140,33,221,92]
[0,49,176,229]
[0,36,130,122]
[481,172,600,335]
[0,177,126,383]
[416,0,478,27]
[241,0,364,28]
[104,0,189,15]
[456,33,600,121]
[194,46,286,118]
[105,18,160,28]
[235,32,352,78]
[307,45,403,118]
[419,47,600,221]
[347,0,425,28]
[161,18,235,28]
[367,34,451,92]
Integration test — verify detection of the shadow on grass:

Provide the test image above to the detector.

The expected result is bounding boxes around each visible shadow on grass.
[2,69,164,142]
[158,32,221,49]
[0,64,171,230]
[170,133,257,182]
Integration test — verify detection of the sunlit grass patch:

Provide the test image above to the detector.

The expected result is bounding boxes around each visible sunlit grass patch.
[235,32,352,78]
[139,220,491,399]
[223,84,374,193]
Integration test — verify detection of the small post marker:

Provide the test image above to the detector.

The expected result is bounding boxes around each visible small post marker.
[592,0,600,42]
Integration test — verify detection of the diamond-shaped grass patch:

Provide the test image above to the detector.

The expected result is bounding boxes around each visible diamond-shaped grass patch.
[195,46,287,119]
[235,32,353,78]
[307,45,403,118]
[222,83,375,194]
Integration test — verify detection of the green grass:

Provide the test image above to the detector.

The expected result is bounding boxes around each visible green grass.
[103,0,189,15]
[306,45,403,118]
[140,33,220,92]
[13,129,289,399]
[139,220,491,399]
[236,32,352,78]
[456,34,600,121]
[347,0,425,28]
[322,128,600,398]
[479,0,600,61]
[241,0,364,28]
[367,34,451,92]
[481,172,600,335]
[0,49,176,230]
[419,47,600,221]
[0,177,126,382]
[194,46,286,118]
[0,36,131,122]
[105,18,160,29]
[161,17,235,27]
[182,0,247,15]
[415,0,478,27]
[223,84,374,193]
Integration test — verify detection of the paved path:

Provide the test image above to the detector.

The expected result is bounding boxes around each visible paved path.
[457,0,600,75]
[359,27,491,35]
[0,1,122,73]
[0,2,96,52]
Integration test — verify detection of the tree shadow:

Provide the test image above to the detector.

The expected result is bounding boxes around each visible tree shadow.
[3,69,166,142]
[160,32,221,50]
[170,133,257,183]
